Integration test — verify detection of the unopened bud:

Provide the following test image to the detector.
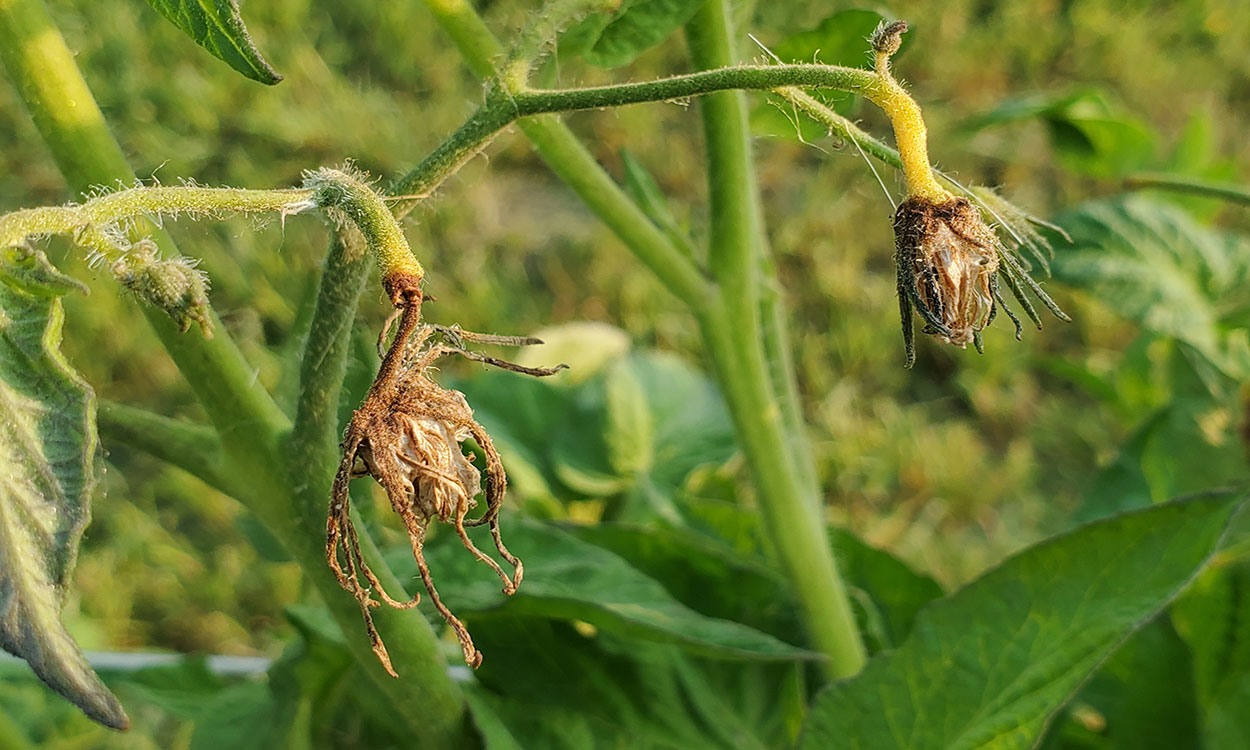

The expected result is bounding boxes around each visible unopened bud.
[870,20,908,56]
[110,240,213,336]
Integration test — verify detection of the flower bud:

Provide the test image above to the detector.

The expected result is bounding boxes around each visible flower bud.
[109,241,212,335]
[870,20,908,56]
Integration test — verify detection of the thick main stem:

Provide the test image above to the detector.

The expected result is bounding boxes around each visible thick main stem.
[686,0,865,679]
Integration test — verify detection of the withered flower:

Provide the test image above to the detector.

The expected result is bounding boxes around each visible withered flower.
[893,194,1069,368]
[327,289,565,674]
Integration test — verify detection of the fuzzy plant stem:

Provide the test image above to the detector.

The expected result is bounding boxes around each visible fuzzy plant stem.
[685,0,866,679]
[0,0,468,743]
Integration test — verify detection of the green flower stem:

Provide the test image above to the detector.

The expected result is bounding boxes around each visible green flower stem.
[285,234,468,747]
[393,63,881,210]
[0,187,314,254]
[686,0,865,679]
[0,2,465,742]
[98,402,227,495]
[304,168,425,290]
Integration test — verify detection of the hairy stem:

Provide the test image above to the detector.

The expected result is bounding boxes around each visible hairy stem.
[686,0,865,679]
[0,186,313,253]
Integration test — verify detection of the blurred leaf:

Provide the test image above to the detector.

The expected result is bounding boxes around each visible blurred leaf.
[512,321,631,382]
[619,149,695,257]
[0,249,124,729]
[142,0,282,84]
[797,492,1245,750]
[1071,409,1166,524]
[1053,196,1250,379]
[603,357,655,476]
[189,681,279,750]
[117,657,227,719]
[470,351,736,518]
[561,0,704,68]
[417,518,818,661]
[773,9,900,67]
[678,496,943,650]
[469,618,776,749]
[964,91,1155,177]
[830,527,943,649]
[752,9,896,138]
[1173,558,1250,747]
[564,522,797,639]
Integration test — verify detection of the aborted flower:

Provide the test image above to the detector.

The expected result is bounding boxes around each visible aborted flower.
[327,297,566,673]
[893,193,1070,368]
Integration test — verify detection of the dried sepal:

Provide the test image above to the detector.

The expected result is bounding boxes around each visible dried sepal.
[328,300,566,673]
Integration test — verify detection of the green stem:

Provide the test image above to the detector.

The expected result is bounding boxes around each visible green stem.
[98,402,227,495]
[420,0,865,677]
[1124,172,1250,206]
[0,186,314,252]
[686,0,865,679]
[393,64,881,209]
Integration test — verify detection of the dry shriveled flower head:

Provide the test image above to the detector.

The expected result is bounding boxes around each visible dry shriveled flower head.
[327,283,565,674]
[893,194,1070,368]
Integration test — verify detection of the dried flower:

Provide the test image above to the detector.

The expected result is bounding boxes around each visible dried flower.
[893,194,1069,367]
[327,296,566,674]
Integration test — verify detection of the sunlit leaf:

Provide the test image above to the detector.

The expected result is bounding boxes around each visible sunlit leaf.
[142,0,282,84]
[1053,196,1250,379]
[0,249,123,729]
[798,492,1244,750]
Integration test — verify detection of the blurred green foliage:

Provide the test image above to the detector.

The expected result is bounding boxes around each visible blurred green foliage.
[1,0,1249,746]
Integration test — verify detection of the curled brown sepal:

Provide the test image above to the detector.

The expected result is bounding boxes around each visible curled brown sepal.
[327,299,568,674]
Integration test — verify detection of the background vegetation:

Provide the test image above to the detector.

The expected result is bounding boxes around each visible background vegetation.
[1,0,1248,747]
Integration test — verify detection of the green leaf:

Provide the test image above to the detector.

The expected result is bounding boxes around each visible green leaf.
[561,0,704,68]
[797,492,1244,750]
[189,682,279,750]
[773,9,900,68]
[468,618,774,750]
[142,0,282,84]
[1053,196,1250,379]
[416,519,817,661]
[1172,559,1250,747]
[1042,618,1201,749]
[829,527,944,649]
[963,91,1155,177]
[116,657,227,719]
[0,249,124,729]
